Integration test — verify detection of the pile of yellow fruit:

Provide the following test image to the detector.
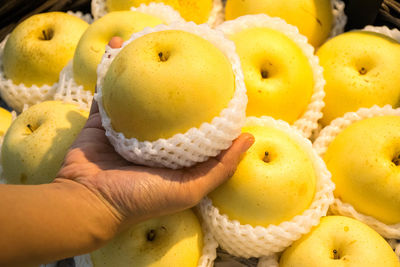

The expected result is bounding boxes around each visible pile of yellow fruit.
[0,0,400,266]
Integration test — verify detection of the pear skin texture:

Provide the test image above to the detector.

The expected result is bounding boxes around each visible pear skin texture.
[209,125,316,227]
[0,107,12,137]
[102,30,235,141]
[225,0,333,47]
[230,27,314,123]
[91,209,203,267]
[3,12,88,87]
[1,101,88,185]
[105,0,213,24]
[317,31,400,126]
[73,11,163,93]
[324,116,400,225]
[280,216,400,267]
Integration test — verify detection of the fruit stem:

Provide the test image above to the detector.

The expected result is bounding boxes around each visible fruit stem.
[147,229,156,241]
[27,124,34,133]
[359,67,367,75]
[40,29,54,40]
[158,52,169,62]
[263,151,270,163]
[393,154,400,166]
[261,69,268,79]
[42,30,48,40]
[333,249,340,260]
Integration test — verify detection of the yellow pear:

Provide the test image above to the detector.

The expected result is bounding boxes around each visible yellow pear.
[1,101,88,185]
[324,115,400,225]
[209,124,316,227]
[0,107,12,137]
[229,27,314,123]
[225,0,333,47]
[73,11,163,93]
[91,209,203,267]
[101,30,235,141]
[280,216,400,267]
[105,0,213,24]
[3,12,88,87]
[317,31,400,126]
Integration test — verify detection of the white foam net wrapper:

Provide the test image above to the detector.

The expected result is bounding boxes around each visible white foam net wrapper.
[95,22,247,169]
[257,254,279,267]
[0,11,92,113]
[216,14,326,139]
[198,116,334,258]
[56,4,184,112]
[91,0,223,27]
[67,10,94,24]
[73,222,218,267]
[91,0,107,20]
[55,61,93,112]
[208,0,224,27]
[361,25,400,43]
[329,0,347,39]
[313,105,400,239]
[130,2,185,24]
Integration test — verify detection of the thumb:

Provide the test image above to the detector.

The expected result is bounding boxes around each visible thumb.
[87,36,124,117]
[108,36,124,49]
[86,36,124,118]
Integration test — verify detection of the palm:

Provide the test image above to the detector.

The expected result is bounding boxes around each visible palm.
[57,102,253,225]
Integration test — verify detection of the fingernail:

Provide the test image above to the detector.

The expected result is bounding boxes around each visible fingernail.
[108,36,124,49]
[241,133,255,152]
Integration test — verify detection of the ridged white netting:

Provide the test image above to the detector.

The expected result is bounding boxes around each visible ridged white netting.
[0,12,92,113]
[130,2,185,23]
[208,0,224,27]
[330,0,347,39]
[55,4,184,112]
[91,0,223,27]
[362,25,400,43]
[198,224,219,267]
[91,0,106,19]
[313,105,400,239]
[68,10,94,24]
[55,61,93,111]
[95,22,247,169]
[257,254,279,267]
[198,116,334,258]
[73,222,218,267]
[216,14,326,139]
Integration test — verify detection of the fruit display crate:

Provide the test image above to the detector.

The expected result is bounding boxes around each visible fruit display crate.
[0,0,400,267]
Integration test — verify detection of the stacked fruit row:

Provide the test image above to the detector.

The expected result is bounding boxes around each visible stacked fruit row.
[0,0,399,266]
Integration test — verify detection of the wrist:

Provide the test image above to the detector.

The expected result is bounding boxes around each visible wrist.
[52,178,123,245]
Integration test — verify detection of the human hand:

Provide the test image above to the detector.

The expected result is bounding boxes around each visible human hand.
[56,37,254,230]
